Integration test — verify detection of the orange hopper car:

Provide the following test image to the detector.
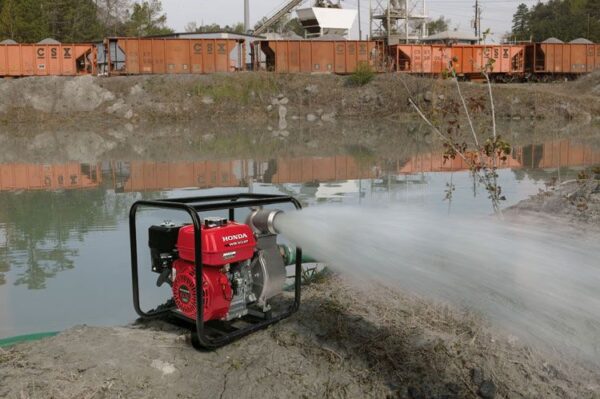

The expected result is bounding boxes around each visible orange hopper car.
[0,44,96,77]
[389,44,526,80]
[255,40,384,74]
[105,38,244,75]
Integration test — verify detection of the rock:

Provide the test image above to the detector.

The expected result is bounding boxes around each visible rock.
[304,84,319,94]
[266,104,273,112]
[106,99,126,114]
[102,91,116,102]
[271,97,280,106]
[124,109,134,120]
[202,133,215,142]
[438,94,446,101]
[471,367,484,386]
[124,123,134,133]
[201,96,214,105]
[150,359,176,376]
[423,91,433,102]
[277,93,285,100]
[316,108,324,116]
[129,84,144,96]
[59,75,114,112]
[478,380,496,399]
[278,105,288,130]
[321,112,336,122]
[279,97,289,105]
[279,130,290,138]
[306,113,318,122]
[291,115,300,120]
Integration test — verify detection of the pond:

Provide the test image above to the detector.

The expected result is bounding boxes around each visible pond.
[1,125,599,338]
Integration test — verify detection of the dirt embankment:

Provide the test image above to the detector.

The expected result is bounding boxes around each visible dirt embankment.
[1,277,599,399]
[0,73,599,126]
[507,171,600,228]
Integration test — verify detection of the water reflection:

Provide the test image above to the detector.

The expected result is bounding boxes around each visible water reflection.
[0,138,598,291]
[0,189,132,289]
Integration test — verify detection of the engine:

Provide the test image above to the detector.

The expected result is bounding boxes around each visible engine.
[148,211,287,322]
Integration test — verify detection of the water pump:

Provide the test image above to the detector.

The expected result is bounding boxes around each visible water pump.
[129,194,302,349]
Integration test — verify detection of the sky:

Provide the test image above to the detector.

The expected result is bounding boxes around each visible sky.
[160,0,543,42]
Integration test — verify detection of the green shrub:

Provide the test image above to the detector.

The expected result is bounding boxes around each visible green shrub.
[348,62,375,86]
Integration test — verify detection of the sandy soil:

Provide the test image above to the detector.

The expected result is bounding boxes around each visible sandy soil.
[1,271,599,399]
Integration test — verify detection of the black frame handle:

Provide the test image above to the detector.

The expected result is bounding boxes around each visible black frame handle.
[129,193,303,349]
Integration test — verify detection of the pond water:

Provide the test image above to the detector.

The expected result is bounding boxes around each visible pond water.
[0,128,599,338]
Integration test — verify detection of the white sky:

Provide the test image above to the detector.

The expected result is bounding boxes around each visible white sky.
[160,0,542,42]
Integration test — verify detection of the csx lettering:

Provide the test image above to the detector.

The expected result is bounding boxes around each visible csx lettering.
[193,43,202,53]
[64,48,72,58]
[217,44,225,53]
[503,49,509,58]
[51,48,58,58]
[37,48,45,58]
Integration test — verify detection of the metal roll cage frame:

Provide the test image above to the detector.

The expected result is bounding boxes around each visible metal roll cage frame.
[129,193,302,349]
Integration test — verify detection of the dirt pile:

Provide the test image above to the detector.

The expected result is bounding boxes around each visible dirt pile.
[1,277,598,399]
[572,70,600,95]
[0,73,598,126]
[507,173,600,227]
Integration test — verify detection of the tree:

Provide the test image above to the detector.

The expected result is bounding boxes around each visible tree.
[519,0,600,42]
[44,0,103,42]
[185,22,245,34]
[427,16,449,35]
[97,0,131,37]
[511,3,530,41]
[254,14,305,35]
[125,0,173,37]
[0,0,49,42]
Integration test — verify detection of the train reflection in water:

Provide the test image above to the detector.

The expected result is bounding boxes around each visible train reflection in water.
[0,139,598,194]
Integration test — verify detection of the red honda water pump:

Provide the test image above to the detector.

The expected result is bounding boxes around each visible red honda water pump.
[129,194,302,349]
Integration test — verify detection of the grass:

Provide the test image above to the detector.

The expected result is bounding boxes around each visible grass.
[193,74,279,104]
[301,266,332,286]
[347,62,375,86]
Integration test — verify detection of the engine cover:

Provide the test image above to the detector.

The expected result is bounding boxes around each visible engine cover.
[172,259,232,321]
[177,221,256,265]
[171,219,257,321]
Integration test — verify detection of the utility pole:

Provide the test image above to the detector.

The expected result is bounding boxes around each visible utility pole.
[358,0,362,40]
[587,13,591,39]
[405,0,409,43]
[474,0,481,43]
[369,0,372,39]
[244,0,250,33]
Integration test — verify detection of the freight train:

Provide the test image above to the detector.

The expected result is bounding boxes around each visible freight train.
[0,36,598,81]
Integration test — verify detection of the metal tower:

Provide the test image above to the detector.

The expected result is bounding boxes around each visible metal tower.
[369,0,428,44]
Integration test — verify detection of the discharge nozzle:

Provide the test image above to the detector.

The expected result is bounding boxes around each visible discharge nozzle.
[246,208,283,235]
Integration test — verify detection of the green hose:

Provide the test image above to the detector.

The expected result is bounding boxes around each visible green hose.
[0,332,59,348]
[279,244,318,265]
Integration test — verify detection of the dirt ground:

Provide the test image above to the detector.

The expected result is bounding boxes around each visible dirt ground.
[1,270,600,398]
[0,73,599,127]
[1,75,600,399]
